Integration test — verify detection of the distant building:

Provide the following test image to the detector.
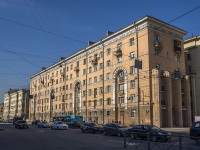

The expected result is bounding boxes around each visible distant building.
[3,89,30,121]
[30,16,191,127]
[0,103,4,120]
[184,36,200,121]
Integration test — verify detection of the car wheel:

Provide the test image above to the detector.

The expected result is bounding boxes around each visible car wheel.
[130,134,136,139]
[152,136,157,142]
[117,132,121,137]
[103,131,107,135]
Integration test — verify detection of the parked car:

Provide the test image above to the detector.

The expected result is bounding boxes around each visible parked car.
[8,119,13,123]
[50,121,68,130]
[32,120,40,125]
[103,123,128,137]
[190,121,200,143]
[13,117,23,125]
[68,121,82,128]
[127,125,171,142]
[81,123,103,133]
[37,121,50,128]
[15,120,29,129]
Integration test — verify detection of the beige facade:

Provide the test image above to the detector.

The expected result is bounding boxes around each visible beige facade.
[3,89,30,121]
[29,16,191,127]
[184,36,200,121]
[0,103,3,120]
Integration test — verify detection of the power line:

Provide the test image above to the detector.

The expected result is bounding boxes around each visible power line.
[0,17,87,45]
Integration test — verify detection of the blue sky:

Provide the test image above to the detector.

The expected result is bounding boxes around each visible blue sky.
[0,0,200,103]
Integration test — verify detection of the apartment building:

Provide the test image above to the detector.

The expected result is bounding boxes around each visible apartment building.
[0,103,3,120]
[184,36,200,121]
[29,16,191,127]
[3,89,30,121]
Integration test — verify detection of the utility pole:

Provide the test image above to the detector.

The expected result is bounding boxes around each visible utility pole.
[102,42,105,125]
[134,22,140,124]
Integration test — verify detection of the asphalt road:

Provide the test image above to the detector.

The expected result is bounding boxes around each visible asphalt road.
[0,123,199,150]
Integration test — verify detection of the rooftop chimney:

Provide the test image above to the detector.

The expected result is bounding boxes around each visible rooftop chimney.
[88,41,95,46]
[106,31,113,37]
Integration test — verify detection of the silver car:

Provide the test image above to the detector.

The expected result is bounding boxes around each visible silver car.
[50,121,68,130]
[37,121,50,128]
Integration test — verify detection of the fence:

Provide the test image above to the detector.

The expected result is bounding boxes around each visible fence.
[123,132,200,150]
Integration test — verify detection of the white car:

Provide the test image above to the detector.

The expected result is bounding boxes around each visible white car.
[51,121,68,130]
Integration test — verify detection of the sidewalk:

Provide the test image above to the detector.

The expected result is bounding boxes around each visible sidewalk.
[161,127,190,134]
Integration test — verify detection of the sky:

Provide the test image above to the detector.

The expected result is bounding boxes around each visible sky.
[0,0,200,103]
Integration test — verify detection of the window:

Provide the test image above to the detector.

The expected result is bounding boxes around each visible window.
[155,50,160,56]
[56,71,58,77]
[66,94,68,100]
[76,61,79,67]
[100,75,103,82]
[65,103,68,108]
[83,59,87,65]
[118,84,124,91]
[66,85,68,90]
[131,109,136,117]
[94,100,97,108]
[83,91,86,97]
[83,101,86,106]
[130,52,134,59]
[117,56,122,63]
[70,83,72,89]
[89,78,92,84]
[130,94,135,102]
[107,98,111,105]
[118,97,124,104]
[154,35,160,42]
[66,67,68,72]
[70,93,72,99]
[70,103,72,108]
[70,74,72,79]
[70,65,73,70]
[187,54,191,61]
[56,79,58,84]
[89,67,92,73]
[89,89,92,96]
[156,64,160,70]
[100,63,103,69]
[76,71,79,77]
[188,65,191,72]
[99,51,103,58]
[94,76,97,83]
[106,73,110,80]
[117,43,122,50]
[107,48,110,55]
[130,38,134,46]
[119,71,124,77]
[107,60,111,67]
[88,100,91,106]
[130,80,135,88]
[94,65,97,72]
[94,88,97,98]
[175,54,180,62]
[99,99,103,106]
[89,56,92,62]
[83,80,86,86]
[83,69,86,75]
[107,85,111,93]
[99,87,103,94]
[130,66,135,74]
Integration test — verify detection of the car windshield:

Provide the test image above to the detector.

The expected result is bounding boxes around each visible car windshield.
[19,121,26,123]
[117,124,127,128]
[57,122,64,124]
[150,126,162,131]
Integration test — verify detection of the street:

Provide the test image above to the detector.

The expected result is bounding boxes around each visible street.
[0,123,199,150]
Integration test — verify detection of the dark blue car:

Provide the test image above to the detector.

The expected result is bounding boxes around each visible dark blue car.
[103,123,128,137]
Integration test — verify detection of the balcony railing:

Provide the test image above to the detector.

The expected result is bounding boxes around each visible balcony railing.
[114,49,122,56]
[74,66,79,71]
[174,40,182,53]
[118,90,124,95]
[154,40,163,50]
[91,58,98,65]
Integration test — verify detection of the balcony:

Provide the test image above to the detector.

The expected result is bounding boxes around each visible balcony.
[74,66,79,71]
[118,90,124,96]
[41,80,44,84]
[174,40,182,54]
[154,40,163,50]
[114,49,122,56]
[118,77,124,82]
[118,103,125,108]
[60,72,65,77]
[91,58,98,65]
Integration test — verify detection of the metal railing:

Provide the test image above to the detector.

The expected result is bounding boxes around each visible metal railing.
[123,132,200,150]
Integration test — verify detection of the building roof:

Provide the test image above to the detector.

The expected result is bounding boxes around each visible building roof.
[30,15,187,79]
